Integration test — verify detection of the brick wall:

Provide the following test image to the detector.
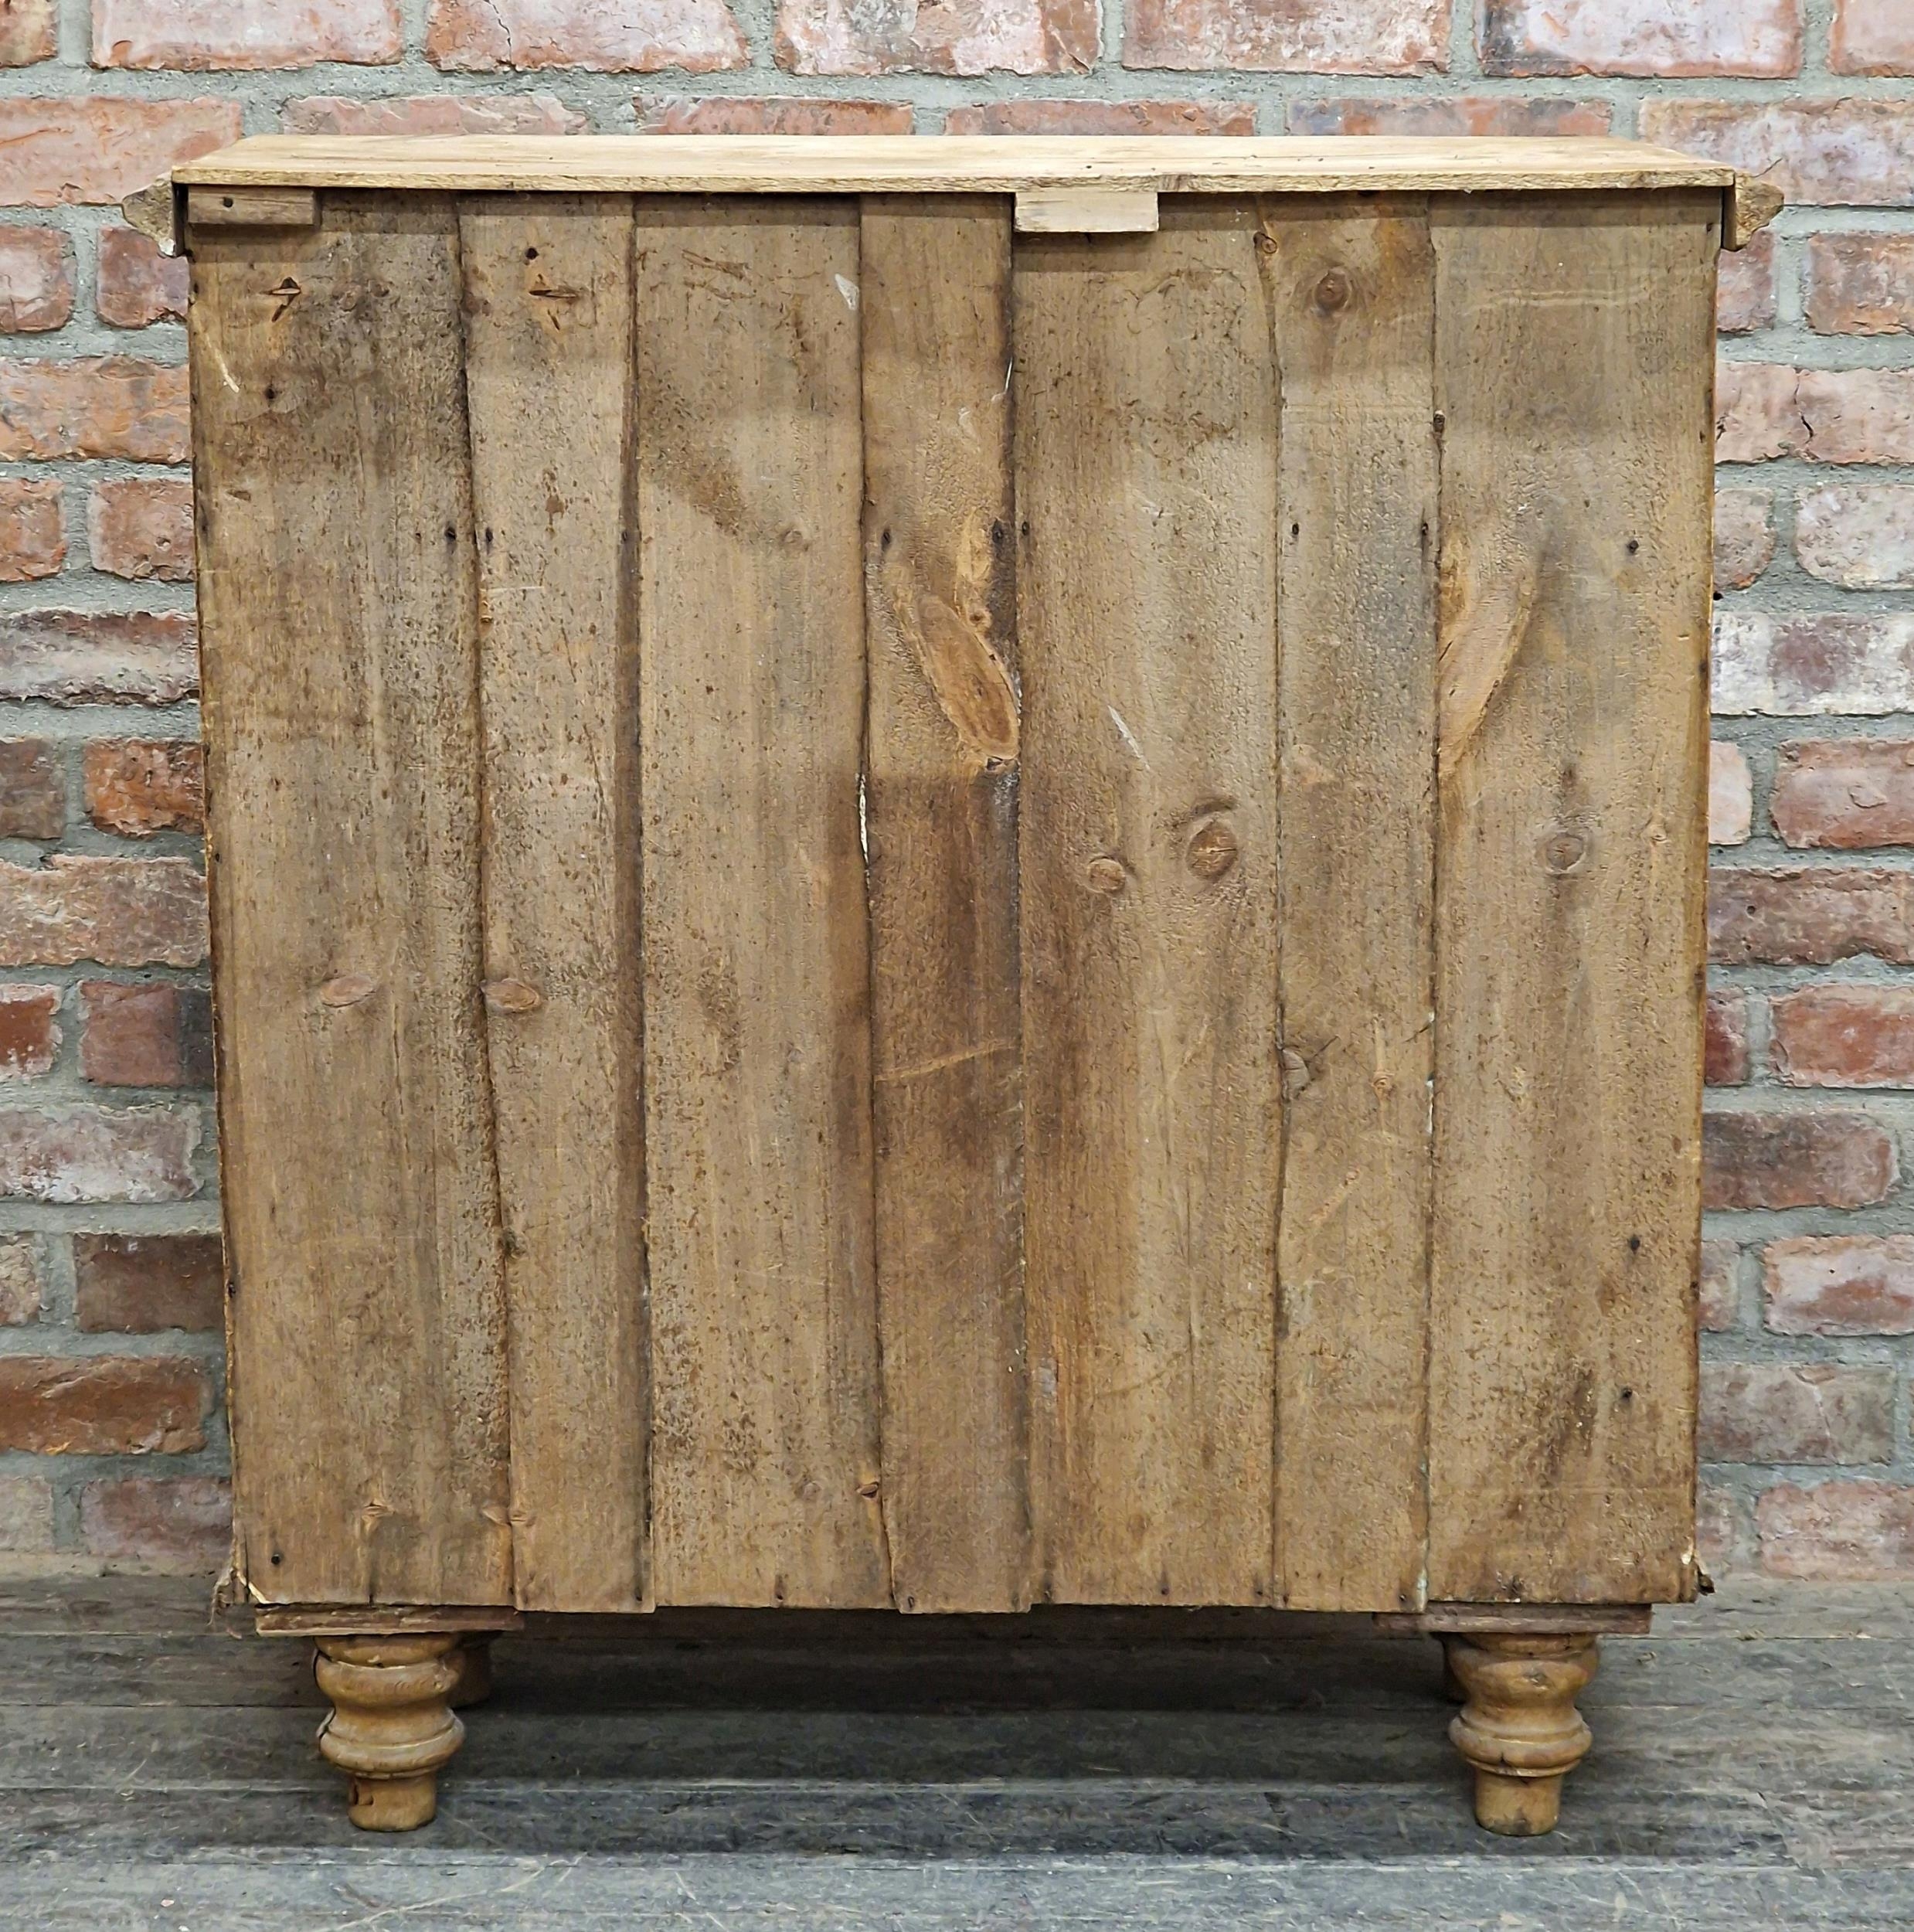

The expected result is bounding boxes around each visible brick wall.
[0,0,1909,1583]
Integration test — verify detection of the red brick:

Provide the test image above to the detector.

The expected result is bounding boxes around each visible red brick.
[94,0,401,67]
[1696,1481,1742,1573]
[1709,740,1753,845]
[0,0,53,65]
[1287,95,1607,134]
[1766,1234,1914,1336]
[1796,485,1914,590]
[1712,612,1914,716]
[0,358,188,463]
[776,0,1094,73]
[1798,367,1914,464]
[1832,0,1914,73]
[638,96,914,134]
[0,1235,40,1324]
[0,1476,52,1551]
[0,1476,53,1549]
[945,99,1252,134]
[1716,229,1776,334]
[1709,866,1914,964]
[74,1231,223,1332]
[1121,0,1444,71]
[0,226,71,330]
[96,229,189,329]
[1808,233,1914,335]
[1699,1240,1738,1332]
[80,1475,230,1569]
[83,739,204,837]
[0,855,206,968]
[88,478,193,583]
[0,740,62,839]
[1702,1109,1896,1209]
[1712,488,1774,590]
[1773,736,1914,847]
[428,0,747,70]
[0,1104,199,1202]
[285,94,588,134]
[1772,983,1914,1087]
[1701,1362,1892,1464]
[0,1353,208,1451]
[1479,0,1799,77]
[0,983,58,1080]
[0,611,197,706]
[1759,1479,1914,1578]
[0,1475,51,1555]
[1638,99,1914,207]
[0,98,241,208]
[0,475,63,583]
[1715,360,1802,463]
[1705,988,1749,1085]
[79,981,213,1088]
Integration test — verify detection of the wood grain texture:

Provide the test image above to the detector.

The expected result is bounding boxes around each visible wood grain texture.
[174,135,1739,199]
[457,196,648,1614]
[1262,197,1440,1614]
[1427,192,1716,1606]
[193,195,512,1607]
[1016,200,1281,1607]
[635,197,889,1609]
[860,198,1029,1614]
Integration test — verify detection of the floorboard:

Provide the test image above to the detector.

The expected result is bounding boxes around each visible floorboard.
[0,1578,1906,1928]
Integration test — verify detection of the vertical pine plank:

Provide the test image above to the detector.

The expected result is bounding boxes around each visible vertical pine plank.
[861,196,1029,1614]
[457,195,648,1614]
[1016,202,1281,1606]
[193,196,512,1607]
[1428,192,1716,1605]
[1262,197,1439,1613]
[636,197,889,1608]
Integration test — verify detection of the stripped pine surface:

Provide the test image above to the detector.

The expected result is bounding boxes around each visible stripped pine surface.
[1015,201,1283,1606]
[860,197,1030,1614]
[457,196,648,1614]
[1263,196,1440,1614]
[193,196,513,1607]
[634,199,889,1609]
[1426,192,1716,1605]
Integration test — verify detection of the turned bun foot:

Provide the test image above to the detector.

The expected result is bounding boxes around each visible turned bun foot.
[1443,1632,1599,1837]
[315,1634,464,1831]
[450,1634,495,1709]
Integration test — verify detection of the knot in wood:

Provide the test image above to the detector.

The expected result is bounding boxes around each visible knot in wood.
[1186,820,1239,879]
[1085,855,1127,895]
[318,974,378,1009]
[1313,268,1352,315]
[1538,828,1590,876]
[483,978,542,1014]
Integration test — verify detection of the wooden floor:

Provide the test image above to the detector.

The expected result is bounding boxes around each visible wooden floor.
[1,1577,1906,1929]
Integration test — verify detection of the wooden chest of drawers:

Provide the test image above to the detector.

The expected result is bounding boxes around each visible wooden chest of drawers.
[155,134,1774,1834]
